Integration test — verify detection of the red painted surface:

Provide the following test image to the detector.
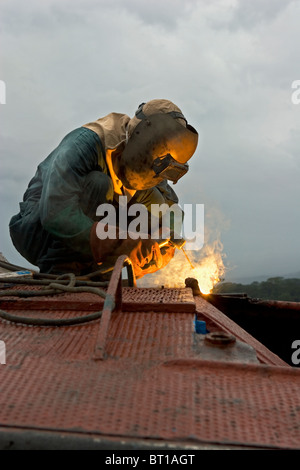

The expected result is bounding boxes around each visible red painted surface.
[0,258,299,449]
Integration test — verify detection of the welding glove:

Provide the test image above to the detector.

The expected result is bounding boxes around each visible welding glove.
[90,222,163,278]
[122,238,164,279]
[138,243,176,277]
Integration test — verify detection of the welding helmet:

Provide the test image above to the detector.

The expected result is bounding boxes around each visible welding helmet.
[115,99,198,190]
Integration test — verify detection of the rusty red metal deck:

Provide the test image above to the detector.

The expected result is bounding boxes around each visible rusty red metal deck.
[0,256,300,450]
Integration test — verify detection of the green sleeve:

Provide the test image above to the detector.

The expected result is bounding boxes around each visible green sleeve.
[39,128,105,255]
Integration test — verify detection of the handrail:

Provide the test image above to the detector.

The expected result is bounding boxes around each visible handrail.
[93,255,136,360]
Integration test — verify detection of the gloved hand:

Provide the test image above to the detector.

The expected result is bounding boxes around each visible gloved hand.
[116,238,163,279]
[137,243,176,277]
[90,222,164,278]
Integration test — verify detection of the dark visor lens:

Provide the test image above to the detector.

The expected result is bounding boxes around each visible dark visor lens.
[152,154,189,184]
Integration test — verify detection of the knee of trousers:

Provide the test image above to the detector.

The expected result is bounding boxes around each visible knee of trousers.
[81,171,114,219]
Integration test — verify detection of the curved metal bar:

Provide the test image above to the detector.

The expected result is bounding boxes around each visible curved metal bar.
[93,255,136,360]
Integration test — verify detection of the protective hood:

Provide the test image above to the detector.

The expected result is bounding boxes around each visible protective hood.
[115,99,198,190]
[83,112,130,151]
[83,99,198,191]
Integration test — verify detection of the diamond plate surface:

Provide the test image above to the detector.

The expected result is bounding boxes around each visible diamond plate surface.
[0,286,195,313]
[1,350,300,449]
[1,285,299,449]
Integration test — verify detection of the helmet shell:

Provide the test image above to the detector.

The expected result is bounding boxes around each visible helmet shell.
[116,111,198,190]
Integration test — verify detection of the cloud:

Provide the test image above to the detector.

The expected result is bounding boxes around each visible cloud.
[226,0,296,30]
[1,0,300,279]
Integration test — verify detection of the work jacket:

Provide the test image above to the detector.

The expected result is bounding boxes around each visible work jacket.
[9,113,178,269]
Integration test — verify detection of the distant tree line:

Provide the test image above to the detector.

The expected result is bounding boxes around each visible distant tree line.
[212,277,300,301]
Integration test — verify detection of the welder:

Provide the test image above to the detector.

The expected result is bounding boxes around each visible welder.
[9,99,198,278]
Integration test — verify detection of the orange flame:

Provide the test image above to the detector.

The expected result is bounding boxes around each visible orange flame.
[139,240,226,294]
[186,248,225,294]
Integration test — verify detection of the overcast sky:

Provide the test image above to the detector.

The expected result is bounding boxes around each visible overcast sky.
[1,0,300,281]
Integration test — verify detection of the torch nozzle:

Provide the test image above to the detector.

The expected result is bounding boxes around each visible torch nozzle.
[158,232,195,270]
[158,231,186,250]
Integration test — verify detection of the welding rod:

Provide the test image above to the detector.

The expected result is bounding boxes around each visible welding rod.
[182,248,195,269]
